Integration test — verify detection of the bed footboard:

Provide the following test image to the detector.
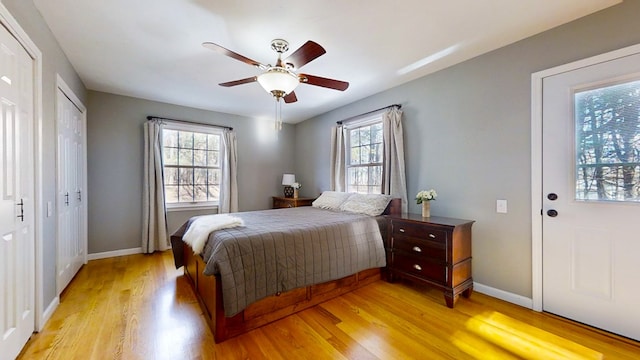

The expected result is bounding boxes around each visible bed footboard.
[182,244,380,343]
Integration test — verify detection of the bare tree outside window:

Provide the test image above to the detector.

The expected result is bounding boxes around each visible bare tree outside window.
[346,122,383,194]
[575,79,640,201]
[163,128,222,205]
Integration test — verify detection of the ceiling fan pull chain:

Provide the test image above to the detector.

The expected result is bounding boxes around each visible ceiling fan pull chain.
[278,100,283,130]
[274,98,283,130]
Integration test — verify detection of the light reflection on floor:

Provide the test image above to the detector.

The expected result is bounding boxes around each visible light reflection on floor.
[452,311,603,360]
[153,278,207,359]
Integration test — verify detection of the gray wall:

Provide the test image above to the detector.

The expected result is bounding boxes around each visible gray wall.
[295,0,640,299]
[87,91,295,254]
[2,0,87,313]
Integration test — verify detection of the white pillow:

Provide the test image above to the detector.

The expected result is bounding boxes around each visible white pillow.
[339,193,393,216]
[312,191,353,210]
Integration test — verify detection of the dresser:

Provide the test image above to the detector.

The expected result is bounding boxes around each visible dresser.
[272,196,315,209]
[385,214,474,308]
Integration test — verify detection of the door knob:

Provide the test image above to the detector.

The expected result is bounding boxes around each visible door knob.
[547,193,558,201]
[547,209,558,217]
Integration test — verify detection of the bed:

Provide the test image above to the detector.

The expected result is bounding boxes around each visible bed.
[170,193,401,343]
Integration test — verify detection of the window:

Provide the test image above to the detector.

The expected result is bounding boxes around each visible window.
[346,117,383,194]
[574,78,640,202]
[162,123,223,208]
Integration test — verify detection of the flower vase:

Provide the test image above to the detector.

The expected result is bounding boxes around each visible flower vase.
[421,201,431,218]
[293,189,299,199]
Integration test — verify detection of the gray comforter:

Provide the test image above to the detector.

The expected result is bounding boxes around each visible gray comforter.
[193,207,386,317]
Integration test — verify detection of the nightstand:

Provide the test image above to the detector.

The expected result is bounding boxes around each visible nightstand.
[385,214,474,308]
[272,196,315,209]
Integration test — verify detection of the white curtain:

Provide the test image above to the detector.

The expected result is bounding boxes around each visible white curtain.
[219,129,238,213]
[382,108,408,213]
[142,119,169,253]
[330,125,345,191]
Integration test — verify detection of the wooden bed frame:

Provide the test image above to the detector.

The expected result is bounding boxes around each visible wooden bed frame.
[172,198,402,343]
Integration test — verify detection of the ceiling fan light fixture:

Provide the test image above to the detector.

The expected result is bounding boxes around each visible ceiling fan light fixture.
[257,67,299,98]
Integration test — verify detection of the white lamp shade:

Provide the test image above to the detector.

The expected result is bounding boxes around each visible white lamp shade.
[257,68,299,95]
[282,173,296,186]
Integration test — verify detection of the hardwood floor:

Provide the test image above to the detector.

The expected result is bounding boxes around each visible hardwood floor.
[18,251,640,359]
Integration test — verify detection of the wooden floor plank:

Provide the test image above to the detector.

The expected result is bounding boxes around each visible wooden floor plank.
[17,251,640,360]
[297,307,379,360]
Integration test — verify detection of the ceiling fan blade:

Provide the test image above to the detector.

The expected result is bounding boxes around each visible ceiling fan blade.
[283,41,326,69]
[203,42,266,69]
[283,91,298,103]
[299,74,349,91]
[219,76,257,87]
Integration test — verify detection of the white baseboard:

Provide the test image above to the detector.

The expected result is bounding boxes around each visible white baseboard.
[38,296,60,331]
[87,247,143,261]
[474,282,534,309]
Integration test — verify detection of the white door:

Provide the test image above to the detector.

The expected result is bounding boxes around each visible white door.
[0,23,36,359]
[56,88,86,294]
[542,51,640,341]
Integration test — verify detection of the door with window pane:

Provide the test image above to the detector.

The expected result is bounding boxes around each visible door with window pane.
[347,122,383,194]
[542,51,640,341]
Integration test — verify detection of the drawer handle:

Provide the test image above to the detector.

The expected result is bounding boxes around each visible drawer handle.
[399,228,405,233]
[412,246,422,253]
[413,264,422,271]
[428,233,436,238]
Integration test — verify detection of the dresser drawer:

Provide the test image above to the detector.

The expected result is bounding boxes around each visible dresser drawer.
[392,253,447,284]
[392,234,446,259]
[392,221,447,242]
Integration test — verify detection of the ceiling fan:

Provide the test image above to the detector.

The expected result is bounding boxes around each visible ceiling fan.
[202,39,349,104]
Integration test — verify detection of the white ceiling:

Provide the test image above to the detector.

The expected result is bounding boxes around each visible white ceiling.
[34,0,620,123]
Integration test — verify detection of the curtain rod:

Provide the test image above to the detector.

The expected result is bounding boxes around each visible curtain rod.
[336,104,402,125]
[146,115,233,131]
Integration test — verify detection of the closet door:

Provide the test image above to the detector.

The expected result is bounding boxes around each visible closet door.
[56,85,86,295]
[0,21,36,359]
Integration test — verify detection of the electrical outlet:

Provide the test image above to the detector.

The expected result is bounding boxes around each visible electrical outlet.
[496,199,508,214]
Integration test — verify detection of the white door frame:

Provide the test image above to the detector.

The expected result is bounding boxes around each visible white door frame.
[531,43,640,312]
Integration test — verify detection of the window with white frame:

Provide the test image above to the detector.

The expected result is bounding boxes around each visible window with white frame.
[346,116,383,194]
[162,123,223,208]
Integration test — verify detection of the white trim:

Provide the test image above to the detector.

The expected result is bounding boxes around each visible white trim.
[474,282,533,309]
[531,71,544,312]
[0,1,46,331]
[530,42,640,313]
[55,74,88,270]
[39,297,60,332]
[341,111,383,129]
[166,204,218,212]
[87,247,143,261]
[56,74,86,112]
[163,120,224,134]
